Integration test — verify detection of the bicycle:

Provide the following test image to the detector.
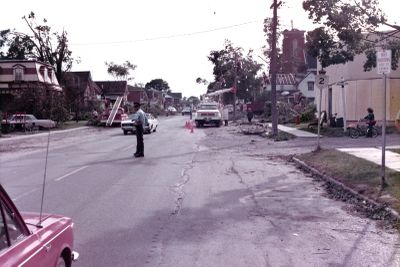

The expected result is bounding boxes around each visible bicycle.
[347,119,378,138]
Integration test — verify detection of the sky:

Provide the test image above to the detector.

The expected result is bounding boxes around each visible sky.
[0,0,397,98]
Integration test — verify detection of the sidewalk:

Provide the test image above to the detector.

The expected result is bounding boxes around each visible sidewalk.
[337,147,400,172]
[275,124,400,172]
[275,124,319,137]
[0,127,90,143]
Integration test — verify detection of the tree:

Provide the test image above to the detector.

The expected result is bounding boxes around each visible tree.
[145,79,170,92]
[303,0,400,70]
[0,12,75,83]
[207,40,263,103]
[187,96,200,106]
[105,60,137,81]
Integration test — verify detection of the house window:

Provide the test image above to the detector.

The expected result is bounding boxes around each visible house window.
[47,69,53,82]
[292,39,298,56]
[39,66,45,79]
[307,81,314,91]
[13,67,24,82]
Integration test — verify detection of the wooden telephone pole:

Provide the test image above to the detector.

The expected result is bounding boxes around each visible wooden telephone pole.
[270,0,281,136]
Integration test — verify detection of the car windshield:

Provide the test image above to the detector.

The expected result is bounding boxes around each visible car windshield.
[199,105,218,110]
[11,115,36,121]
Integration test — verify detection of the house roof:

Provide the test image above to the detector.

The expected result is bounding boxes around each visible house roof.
[146,88,163,94]
[95,81,127,95]
[64,71,101,94]
[169,92,182,99]
[128,85,145,91]
[272,73,297,85]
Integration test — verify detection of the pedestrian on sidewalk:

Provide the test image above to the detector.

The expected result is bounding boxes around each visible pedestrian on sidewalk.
[133,102,146,157]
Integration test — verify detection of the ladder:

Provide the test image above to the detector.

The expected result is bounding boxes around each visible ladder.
[106,96,123,126]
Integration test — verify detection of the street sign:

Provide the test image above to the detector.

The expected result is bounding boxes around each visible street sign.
[377,50,391,74]
[316,74,329,89]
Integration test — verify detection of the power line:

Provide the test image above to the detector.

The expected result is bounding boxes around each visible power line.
[70,19,264,46]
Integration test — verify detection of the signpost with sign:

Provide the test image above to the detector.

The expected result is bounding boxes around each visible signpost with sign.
[377,50,391,75]
[377,50,391,186]
[315,74,329,149]
[316,74,329,89]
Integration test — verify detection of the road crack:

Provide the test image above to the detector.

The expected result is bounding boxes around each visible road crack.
[169,145,199,216]
[229,158,266,217]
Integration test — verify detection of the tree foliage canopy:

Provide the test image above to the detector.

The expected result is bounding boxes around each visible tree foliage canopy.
[105,60,136,81]
[0,12,75,82]
[303,0,400,70]
[207,40,263,102]
[145,79,170,92]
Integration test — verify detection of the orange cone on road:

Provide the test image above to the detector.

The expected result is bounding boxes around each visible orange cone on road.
[185,121,189,129]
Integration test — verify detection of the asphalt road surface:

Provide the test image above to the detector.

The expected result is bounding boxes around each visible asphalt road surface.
[1,116,400,266]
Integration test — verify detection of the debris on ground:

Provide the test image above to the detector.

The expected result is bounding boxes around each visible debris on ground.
[292,157,400,229]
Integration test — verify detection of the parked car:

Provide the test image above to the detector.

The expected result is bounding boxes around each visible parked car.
[0,184,79,266]
[145,113,159,134]
[166,106,177,115]
[121,113,159,135]
[181,107,192,116]
[5,114,56,130]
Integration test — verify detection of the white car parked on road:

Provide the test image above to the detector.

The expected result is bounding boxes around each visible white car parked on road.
[121,113,159,135]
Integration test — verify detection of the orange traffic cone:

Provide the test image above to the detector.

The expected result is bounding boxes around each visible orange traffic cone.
[185,121,189,129]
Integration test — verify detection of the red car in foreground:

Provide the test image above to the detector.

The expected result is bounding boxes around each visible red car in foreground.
[0,184,79,266]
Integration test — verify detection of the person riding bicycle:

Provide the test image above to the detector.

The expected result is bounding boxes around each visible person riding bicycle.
[364,107,375,137]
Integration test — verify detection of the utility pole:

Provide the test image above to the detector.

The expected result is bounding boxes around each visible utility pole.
[270,0,281,136]
[233,55,238,123]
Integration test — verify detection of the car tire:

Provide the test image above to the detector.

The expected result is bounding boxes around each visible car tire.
[56,256,67,267]
[123,130,128,135]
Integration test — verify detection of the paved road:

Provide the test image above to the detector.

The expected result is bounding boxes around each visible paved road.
[1,118,400,266]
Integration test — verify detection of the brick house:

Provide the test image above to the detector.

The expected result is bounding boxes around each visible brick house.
[169,92,182,109]
[95,81,129,109]
[126,85,148,113]
[63,71,102,112]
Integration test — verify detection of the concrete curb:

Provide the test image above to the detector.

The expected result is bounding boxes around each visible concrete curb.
[292,156,400,221]
[0,126,91,143]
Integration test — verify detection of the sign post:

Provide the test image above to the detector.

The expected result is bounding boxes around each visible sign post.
[315,74,329,150]
[377,50,391,187]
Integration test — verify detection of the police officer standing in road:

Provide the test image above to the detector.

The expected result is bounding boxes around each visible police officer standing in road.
[133,102,146,157]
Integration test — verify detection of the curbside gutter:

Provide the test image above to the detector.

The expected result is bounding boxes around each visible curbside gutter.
[0,126,91,143]
[292,156,400,222]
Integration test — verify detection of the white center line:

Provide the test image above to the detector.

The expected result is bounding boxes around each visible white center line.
[12,188,38,202]
[55,166,88,181]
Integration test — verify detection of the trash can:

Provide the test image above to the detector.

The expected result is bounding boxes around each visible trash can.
[336,117,344,128]
[330,117,337,127]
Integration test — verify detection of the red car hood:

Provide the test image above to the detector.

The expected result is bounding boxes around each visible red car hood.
[20,212,71,233]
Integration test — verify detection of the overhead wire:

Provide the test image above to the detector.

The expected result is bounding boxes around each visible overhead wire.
[70,19,264,46]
